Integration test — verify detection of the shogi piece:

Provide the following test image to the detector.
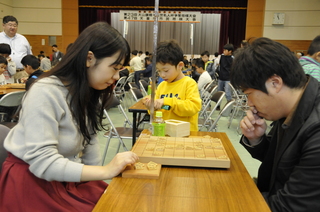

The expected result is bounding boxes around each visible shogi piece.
[122,162,162,179]
[165,119,190,137]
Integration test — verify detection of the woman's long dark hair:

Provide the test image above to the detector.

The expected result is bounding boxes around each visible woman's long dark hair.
[41,22,130,144]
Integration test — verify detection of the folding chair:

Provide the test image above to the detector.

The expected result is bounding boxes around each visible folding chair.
[113,76,127,102]
[139,80,149,96]
[199,85,218,119]
[0,124,10,172]
[207,100,235,132]
[227,82,247,130]
[128,82,139,89]
[198,91,225,131]
[102,95,140,165]
[0,91,26,122]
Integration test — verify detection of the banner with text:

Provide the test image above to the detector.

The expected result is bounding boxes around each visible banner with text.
[120,10,201,23]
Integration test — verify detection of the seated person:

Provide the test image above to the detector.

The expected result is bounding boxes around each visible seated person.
[134,57,152,88]
[0,55,8,85]
[38,54,52,71]
[20,55,44,90]
[144,40,201,132]
[194,58,212,92]
[0,43,16,84]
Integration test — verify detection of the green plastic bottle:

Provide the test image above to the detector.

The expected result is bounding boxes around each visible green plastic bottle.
[147,82,152,95]
[152,111,166,136]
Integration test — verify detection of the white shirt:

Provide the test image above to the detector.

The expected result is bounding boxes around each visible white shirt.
[0,74,5,85]
[40,57,52,71]
[130,56,143,71]
[0,32,33,69]
[198,71,212,91]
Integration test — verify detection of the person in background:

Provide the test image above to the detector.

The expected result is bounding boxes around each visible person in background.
[217,44,234,104]
[0,15,32,82]
[232,37,320,211]
[38,54,51,71]
[0,55,8,85]
[201,50,215,80]
[299,35,320,81]
[0,43,16,83]
[240,40,248,48]
[190,58,200,82]
[194,58,212,92]
[183,55,189,69]
[143,40,201,132]
[296,52,304,59]
[0,22,138,211]
[51,44,64,67]
[20,55,44,90]
[134,56,152,88]
[130,50,144,72]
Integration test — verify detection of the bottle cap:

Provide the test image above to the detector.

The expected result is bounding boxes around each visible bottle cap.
[155,111,162,117]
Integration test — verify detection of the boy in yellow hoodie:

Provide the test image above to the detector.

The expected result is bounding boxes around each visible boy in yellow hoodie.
[144,40,201,131]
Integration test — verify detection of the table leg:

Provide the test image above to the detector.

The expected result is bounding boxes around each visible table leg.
[132,112,137,145]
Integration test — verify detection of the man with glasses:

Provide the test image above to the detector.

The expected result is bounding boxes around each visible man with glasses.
[0,15,32,81]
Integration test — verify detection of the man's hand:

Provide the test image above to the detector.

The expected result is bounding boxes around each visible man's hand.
[240,107,267,145]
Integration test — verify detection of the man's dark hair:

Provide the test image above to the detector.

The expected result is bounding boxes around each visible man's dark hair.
[145,51,150,55]
[223,44,234,52]
[2,15,18,24]
[138,50,143,54]
[307,35,320,56]
[131,50,138,55]
[21,55,40,70]
[200,51,210,57]
[0,55,8,65]
[52,44,58,48]
[156,40,183,66]
[231,37,307,94]
[0,43,11,55]
[194,58,205,69]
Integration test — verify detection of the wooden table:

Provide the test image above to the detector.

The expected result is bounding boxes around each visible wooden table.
[128,99,148,145]
[93,131,270,212]
[0,88,25,98]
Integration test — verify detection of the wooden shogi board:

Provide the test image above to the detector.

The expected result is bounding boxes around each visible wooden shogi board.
[131,134,230,168]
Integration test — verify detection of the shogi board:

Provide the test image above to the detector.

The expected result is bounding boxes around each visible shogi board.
[122,163,162,179]
[131,134,230,168]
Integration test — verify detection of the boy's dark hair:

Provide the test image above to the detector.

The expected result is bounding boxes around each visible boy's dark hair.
[21,55,40,70]
[307,35,320,56]
[52,44,58,48]
[138,50,143,54]
[214,52,219,57]
[200,51,210,57]
[2,15,18,24]
[0,55,8,65]
[131,50,138,55]
[231,37,307,94]
[194,58,205,69]
[145,51,150,55]
[223,44,234,52]
[38,54,45,58]
[156,40,183,66]
[0,43,11,55]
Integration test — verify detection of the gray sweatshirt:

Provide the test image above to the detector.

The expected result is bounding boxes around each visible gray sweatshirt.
[4,76,101,182]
